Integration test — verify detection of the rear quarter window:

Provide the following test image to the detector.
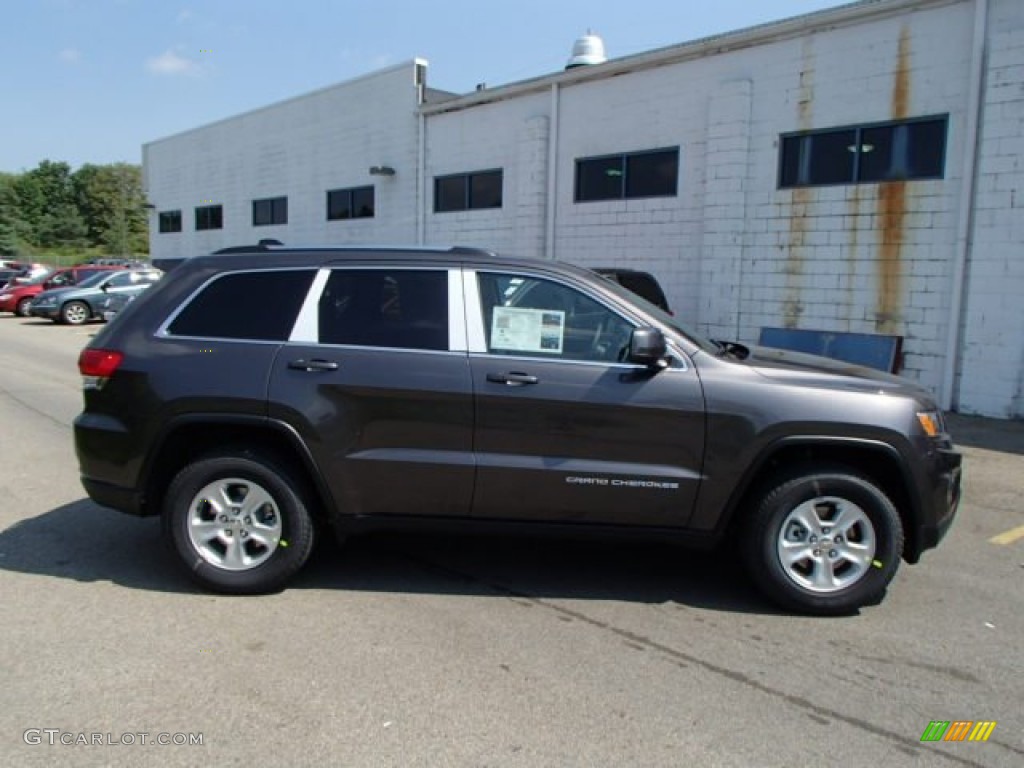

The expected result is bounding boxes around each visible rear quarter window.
[166,270,315,341]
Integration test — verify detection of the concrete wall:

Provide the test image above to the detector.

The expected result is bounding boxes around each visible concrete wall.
[958,0,1024,417]
[143,62,425,259]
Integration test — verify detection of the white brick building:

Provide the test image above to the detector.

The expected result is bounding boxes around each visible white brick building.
[143,0,1024,419]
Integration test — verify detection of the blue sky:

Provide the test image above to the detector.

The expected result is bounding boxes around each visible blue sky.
[1,0,849,173]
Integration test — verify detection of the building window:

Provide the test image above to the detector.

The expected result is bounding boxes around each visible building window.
[779,115,948,188]
[158,210,182,233]
[327,186,375,220]
[252,196,288,226]
[575,148,679,202]
[434,169,503,212]
[195,204,223,231]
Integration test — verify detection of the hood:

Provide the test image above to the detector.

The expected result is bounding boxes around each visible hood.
[743,345,932,400]
[32,286,80,302]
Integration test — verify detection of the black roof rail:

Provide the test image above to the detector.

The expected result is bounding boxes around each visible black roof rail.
[212,239,283,254]
[448,246,496,257]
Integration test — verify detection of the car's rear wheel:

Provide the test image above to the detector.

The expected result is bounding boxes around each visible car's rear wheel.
[163,452,316,594]
[60,300,91,325]
[15,298,32,317]
[741,468,903,615]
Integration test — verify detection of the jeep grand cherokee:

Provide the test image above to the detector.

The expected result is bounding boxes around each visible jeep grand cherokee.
[74,244,961,614]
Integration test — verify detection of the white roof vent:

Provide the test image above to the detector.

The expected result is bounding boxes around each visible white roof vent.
[566,32,606,69]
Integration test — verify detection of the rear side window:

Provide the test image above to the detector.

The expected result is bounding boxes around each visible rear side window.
[167,270,315,341]
[318,269,448,351]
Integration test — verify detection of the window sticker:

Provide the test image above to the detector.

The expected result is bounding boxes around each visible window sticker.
[491,307,564,354]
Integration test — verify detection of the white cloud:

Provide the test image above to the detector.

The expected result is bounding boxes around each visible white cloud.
[176,9,193,24]
[58,48,80,64]
[146,48,201,76]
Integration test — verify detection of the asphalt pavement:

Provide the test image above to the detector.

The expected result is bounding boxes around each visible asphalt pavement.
[0,315,1021,767]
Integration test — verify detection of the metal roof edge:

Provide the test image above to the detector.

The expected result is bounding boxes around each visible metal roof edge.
[419,0,964,115]
[144,58,429,149]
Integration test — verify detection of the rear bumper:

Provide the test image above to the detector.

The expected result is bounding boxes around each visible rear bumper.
[81,476,145,516]
[74,411,148,516]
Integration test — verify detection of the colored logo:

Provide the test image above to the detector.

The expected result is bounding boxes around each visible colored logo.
[920,721,996,742]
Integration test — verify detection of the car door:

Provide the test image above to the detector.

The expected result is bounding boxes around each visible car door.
[267,265,475,519]
[466,268,706,527]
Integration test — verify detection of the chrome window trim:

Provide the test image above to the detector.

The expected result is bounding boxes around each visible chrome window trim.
[468,350,687,372]
[289,341,465,357]
[289,268,331,343]
[156,267,320,341]
[448,269,467,352]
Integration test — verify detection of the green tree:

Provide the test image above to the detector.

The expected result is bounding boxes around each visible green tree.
[14,160,87,250]
[73,163,149,254]
[0,174,23,256]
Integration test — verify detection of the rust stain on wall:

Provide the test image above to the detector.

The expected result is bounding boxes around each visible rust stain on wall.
[875,25,911,333]
[784,37,816,328]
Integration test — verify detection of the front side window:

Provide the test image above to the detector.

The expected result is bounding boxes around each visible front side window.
[253,196,288,226]
[779,116,948,188]
[106,272,137,288]
[477,273,634,363]
[326,186,374,220]
[318,269,448,351]
[195,204,223,231]
[434,170,503,212]
[575,148,679,202]
[158,210,182,233]
[166,270,314,340]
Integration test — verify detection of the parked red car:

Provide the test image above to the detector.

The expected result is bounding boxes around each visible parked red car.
[0,266,126,317]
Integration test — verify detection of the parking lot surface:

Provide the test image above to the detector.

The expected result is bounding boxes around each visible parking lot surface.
[0,315,1021,767]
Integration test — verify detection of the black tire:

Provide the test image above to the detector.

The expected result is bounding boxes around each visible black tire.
[163,452,316,594]
[741,468,903,615]
[15,298,32,317]
[60,300,91,325]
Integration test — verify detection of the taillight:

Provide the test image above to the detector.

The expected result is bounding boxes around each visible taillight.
[79,348,124,378]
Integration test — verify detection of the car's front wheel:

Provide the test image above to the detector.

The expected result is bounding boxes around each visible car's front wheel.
[15,298,32,317]
[742,468,903,615]
[163,452,316,594]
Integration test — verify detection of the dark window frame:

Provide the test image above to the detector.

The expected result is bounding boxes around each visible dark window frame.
[778,114,949,189]
[433,169,504,213]
[317,268,450,351]
[158,210,182,234]
[252,196,288,227]
[163,268,316,341]
[195,204,223,231]
[326,186,375,221]
[574,147,680,203]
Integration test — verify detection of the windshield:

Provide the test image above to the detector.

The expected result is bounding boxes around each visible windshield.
[26,270,58,286]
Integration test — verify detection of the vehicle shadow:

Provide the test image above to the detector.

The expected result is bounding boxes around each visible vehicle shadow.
[0,499,783,615]
[946,413,1024,456]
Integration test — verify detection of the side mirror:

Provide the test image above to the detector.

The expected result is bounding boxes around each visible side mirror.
[627,327,667,368]
[101,283,109,292]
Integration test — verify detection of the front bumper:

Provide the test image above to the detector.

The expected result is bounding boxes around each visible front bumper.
[29,304,59,320]
[907,446,962,562]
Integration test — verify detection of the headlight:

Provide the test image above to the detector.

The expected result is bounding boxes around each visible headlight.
[916,411,943,437]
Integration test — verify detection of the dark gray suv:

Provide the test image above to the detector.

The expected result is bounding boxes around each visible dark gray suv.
[74,244,961,614]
